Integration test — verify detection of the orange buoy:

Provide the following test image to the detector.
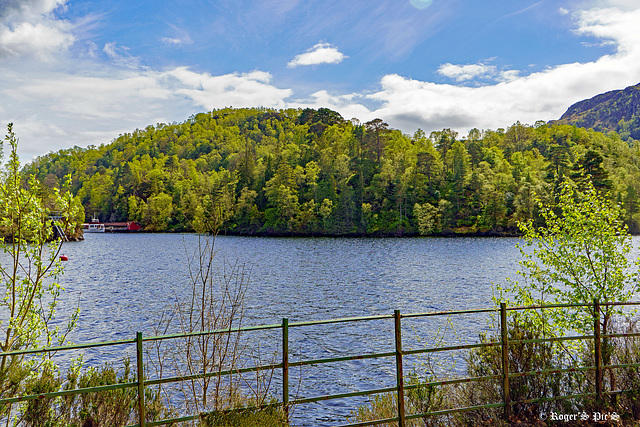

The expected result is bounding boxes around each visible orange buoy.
[60,255,68,261]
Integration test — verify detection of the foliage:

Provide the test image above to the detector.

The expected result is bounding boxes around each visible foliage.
[413,202,443,235]
[22,108,640,236]
[15,359,171,426]
[352,315,640,426]
[461,313,578,425]
[199,403,288,427]
[0,123,82,421]
[480,181,640,422]
[350,393,398,426]
[496,181,640,339]
[611,321,640,419]
[350,375,451,427]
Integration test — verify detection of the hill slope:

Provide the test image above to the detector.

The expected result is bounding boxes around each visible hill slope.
[25,107,640,235]
[554,83,640,140]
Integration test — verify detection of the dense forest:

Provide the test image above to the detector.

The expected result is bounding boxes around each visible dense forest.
[24,107,640,236]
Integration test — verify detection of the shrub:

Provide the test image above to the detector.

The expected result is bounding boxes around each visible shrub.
[199,404,288,427]
[146,231,278,419]
[611,320,640,420]
[16,359,172,426]
[350,375,451,427]
[459,312,585,425]
[21,364,62,426]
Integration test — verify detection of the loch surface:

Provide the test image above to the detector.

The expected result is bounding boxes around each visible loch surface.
[55,233,526,425]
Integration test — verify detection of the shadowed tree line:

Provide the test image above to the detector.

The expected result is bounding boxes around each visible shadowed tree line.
[23,107,640,235]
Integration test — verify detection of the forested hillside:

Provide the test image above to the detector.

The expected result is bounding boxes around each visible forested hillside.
[25,107,640,235]
[554,82,640,140]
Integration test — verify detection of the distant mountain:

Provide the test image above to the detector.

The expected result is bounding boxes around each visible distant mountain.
[553,83,640,140]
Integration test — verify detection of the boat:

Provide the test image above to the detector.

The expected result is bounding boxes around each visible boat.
[82,215,105,233]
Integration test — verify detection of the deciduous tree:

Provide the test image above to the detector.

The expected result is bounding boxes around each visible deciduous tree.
[0,123,81,421]
[497,181,639,340]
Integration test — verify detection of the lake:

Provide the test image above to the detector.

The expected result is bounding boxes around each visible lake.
[59,233,523,335]
[44,233,531,425]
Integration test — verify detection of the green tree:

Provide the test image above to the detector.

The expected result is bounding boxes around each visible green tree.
[430,128,458,159]
[571,149,611,191]
[445,140,470,224]
[414,202,441,235]
[21,107,640,237]
[0,123,80,421]
[144,192,174,231]
[497,181,639,340]
[365,118,389,164]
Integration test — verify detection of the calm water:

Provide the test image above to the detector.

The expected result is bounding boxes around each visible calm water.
[59,234,521,335]
[45,233,527,425]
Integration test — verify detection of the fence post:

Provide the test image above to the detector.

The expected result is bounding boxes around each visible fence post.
[136,331,146,427]
[500,303,510,421]
[394,310,406,427]
[594,299,603,403]
[282,318,289,419]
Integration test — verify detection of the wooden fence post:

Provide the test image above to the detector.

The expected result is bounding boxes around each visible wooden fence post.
[136,331,146,427]
[282,318,289,419]
[500,303,510,421]
[394,310,406,427]
[594,299,603,403]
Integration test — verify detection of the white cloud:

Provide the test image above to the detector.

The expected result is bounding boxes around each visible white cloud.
[0,0,67,20]
[0,64,293,160]
[499,70,520,82]
[291,90,372,122]
[167,67,293,110]
[102,42,117,58]
[0,21,73,58]
[7,72,172,121]
[161,37,182,45]
[349,4,640,135]
[0,0,73,58]
[2,0,640,163]
[437,63,497,81]
[574,6,640,54]
[591,0,640,11]
[102,42,140,68]
[287,43,346,68]
[160,24,192,46]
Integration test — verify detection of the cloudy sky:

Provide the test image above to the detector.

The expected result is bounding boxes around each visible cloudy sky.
[1,0,639,161]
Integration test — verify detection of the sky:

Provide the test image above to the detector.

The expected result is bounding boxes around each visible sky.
[1,0,640,161]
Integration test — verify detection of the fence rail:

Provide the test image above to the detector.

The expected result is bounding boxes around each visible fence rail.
[2,300,639,426]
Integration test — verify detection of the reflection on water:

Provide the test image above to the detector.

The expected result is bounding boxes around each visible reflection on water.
[50,234,526,425]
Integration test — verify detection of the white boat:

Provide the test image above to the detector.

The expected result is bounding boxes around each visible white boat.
[82,215,105,233]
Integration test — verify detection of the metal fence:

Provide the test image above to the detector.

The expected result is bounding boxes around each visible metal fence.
[2,300,639,426]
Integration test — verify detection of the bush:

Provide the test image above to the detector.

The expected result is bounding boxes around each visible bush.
[146,231,280,419]
[611,320,640,420]
[21,364,62,426]
[352,313,640,427]
[199,404,288,427]
[350,375,451,427]
[16,359,172,427]
[460,313,594,425]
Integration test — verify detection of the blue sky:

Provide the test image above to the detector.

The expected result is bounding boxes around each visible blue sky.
[1,0,639,161]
